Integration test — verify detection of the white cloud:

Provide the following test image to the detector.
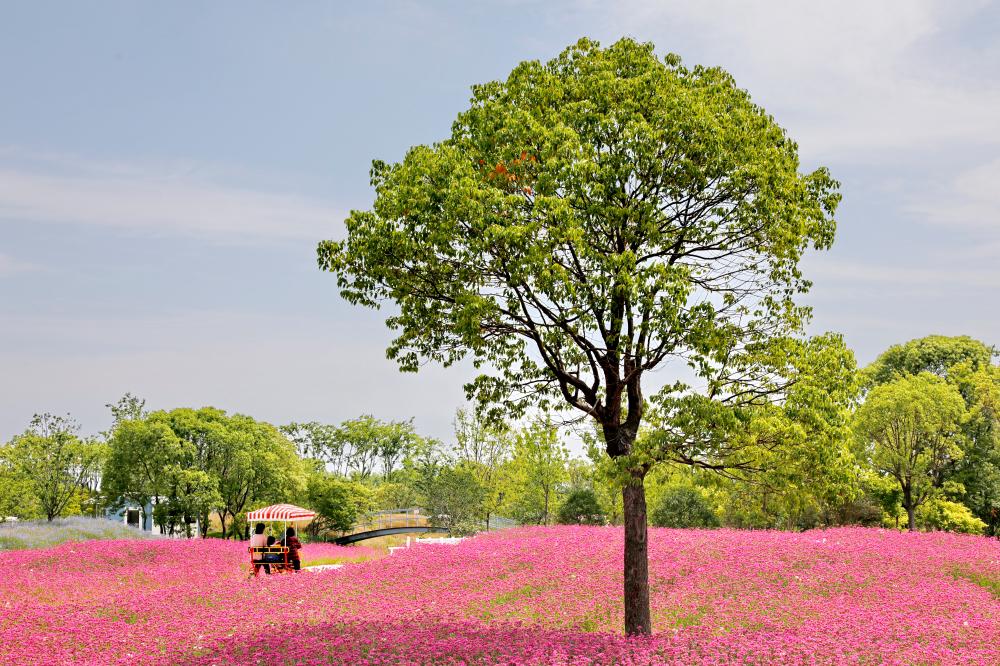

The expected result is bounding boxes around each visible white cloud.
[0,154,346,243]
[589,0,1000,160]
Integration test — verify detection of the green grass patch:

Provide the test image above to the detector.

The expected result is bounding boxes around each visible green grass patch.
[0,535,26,550]
[489,584,543,607]
[951,566,1000,599]
[303,555,374,567]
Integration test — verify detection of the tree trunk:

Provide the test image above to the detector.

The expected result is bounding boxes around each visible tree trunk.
[903,484,916,532]
[623,469,651,636]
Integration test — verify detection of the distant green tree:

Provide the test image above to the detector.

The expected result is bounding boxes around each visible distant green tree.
[103,393,148,437]
[864,336,1000,534]
[651,485,718,528]
[556,488,605,525]
[322,416,423,480]
[854,373,967,531]
[452,408,511,529]
[503,421,568,525]
[0,445,40,520]
[371,479,422,511]
[423,462,486,535]
[306,472,373,534]
[158,408,305,538]
[865,335,994,386]
[584,435,624,525]
[154,467,220,538]
[281,422,348,474]
[105,407,304,537]
[103,416,184,530]
[950,364,1000,535]
[10,414,105,521]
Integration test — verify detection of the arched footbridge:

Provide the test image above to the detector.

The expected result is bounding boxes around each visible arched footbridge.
[332,508,449,545]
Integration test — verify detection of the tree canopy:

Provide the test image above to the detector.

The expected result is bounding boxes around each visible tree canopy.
[103,406,304,537]
[865,335,995,386]
[6,414,105,522]
[319,37,839,634]
[853,373,967,531]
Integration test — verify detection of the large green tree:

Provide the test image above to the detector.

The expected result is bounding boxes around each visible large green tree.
[319,38,838,633]
[103,416,184,530]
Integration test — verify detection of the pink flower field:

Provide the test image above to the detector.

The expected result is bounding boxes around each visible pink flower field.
[1,527,998,665]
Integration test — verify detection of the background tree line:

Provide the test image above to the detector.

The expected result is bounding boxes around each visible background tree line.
[2,334,998,538]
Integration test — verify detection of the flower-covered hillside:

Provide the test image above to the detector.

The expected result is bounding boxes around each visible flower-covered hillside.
[1,527,998,665]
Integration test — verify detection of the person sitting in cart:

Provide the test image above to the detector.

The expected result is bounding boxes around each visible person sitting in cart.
[279,527,303,571]
[263,536,286,565]
[250,523,285,574]
[250,522,268,549]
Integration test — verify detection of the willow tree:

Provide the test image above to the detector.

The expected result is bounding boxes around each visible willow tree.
[319,38,838,634]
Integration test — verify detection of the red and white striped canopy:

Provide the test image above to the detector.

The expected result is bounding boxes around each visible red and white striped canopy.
[246,504,317,522]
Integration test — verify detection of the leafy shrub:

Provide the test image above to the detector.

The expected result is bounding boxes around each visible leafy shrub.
[918,498,987,534]
[651,486,718,528]
[556,489,605,525]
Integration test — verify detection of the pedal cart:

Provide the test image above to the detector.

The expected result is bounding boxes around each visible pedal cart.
[246,503,317,577]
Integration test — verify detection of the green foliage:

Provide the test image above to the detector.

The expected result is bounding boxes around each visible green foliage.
[0,445,40,520]
[452,408,511,529]
[319,37,837,464]
[7,414,105,521]
[306,473,373,534]
[865,336,994,386]
[103,406,304,537]
[951,364,1000,535]
[863,336,1000,535]
[644,334,863,530]
[854,373,968,530]
[153,467,220,538]
[371,480,422,511]
[583,434,625,525]
[283,416,423,479]
[651,485,719,529]
[556,488,605,525]
[918,498,987,534]
[502,420,568,525]
[422,461,486,533]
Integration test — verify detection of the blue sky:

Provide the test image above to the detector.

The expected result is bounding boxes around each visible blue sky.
[2,1,999,443]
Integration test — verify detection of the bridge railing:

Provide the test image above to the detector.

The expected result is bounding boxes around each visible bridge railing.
[342,508,430,536]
